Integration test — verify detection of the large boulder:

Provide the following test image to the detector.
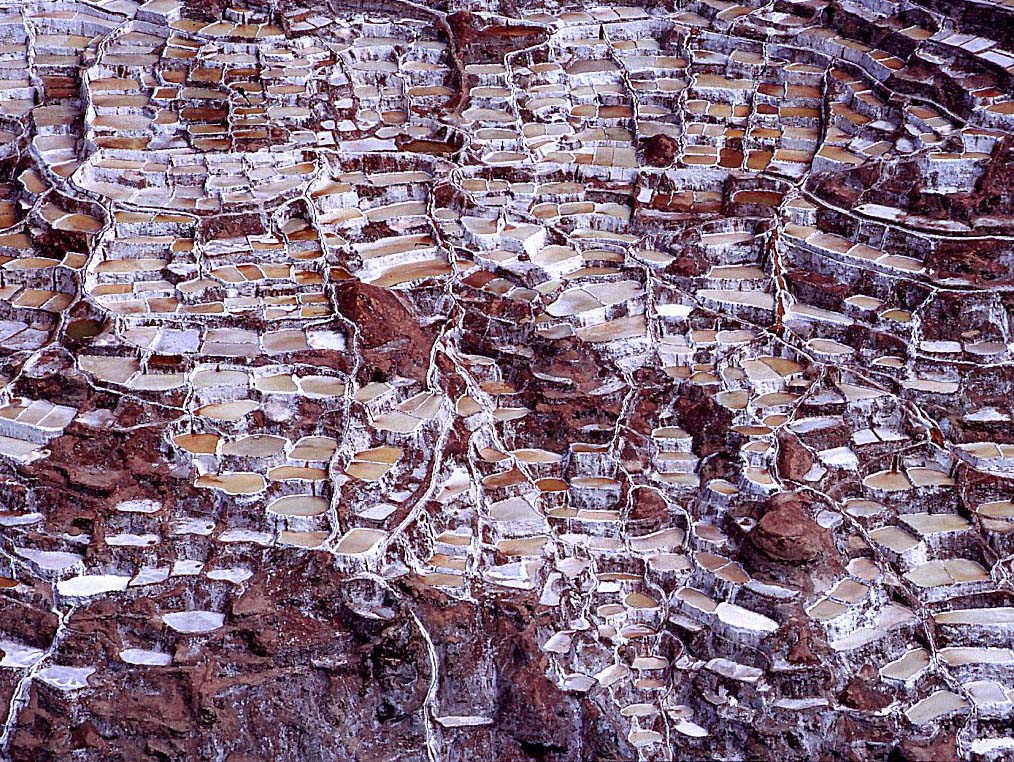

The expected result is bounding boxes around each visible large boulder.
[776,433,814,482]
[751,492,826,563]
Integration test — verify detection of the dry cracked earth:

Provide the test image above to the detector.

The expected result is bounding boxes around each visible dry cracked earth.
[0,0,1012,759]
